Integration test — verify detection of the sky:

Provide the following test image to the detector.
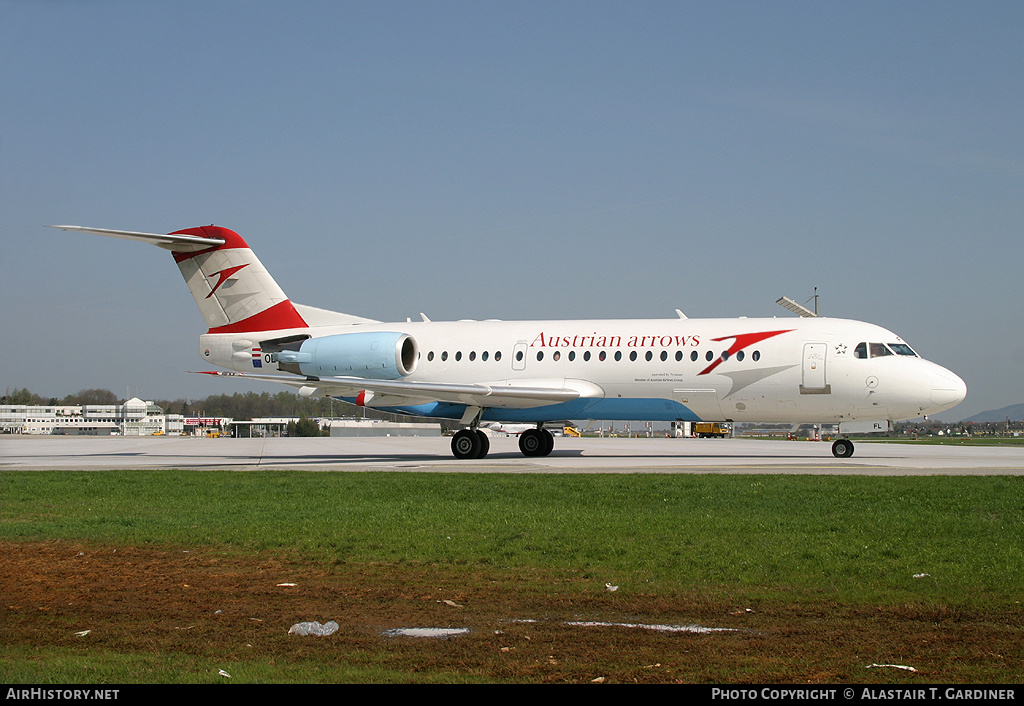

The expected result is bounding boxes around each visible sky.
[1,1,1021,420]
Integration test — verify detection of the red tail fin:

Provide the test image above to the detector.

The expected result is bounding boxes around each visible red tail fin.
[170,226,308,333]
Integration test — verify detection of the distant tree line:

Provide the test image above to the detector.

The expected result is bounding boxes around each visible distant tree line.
[894,418,1024,435]
[2,387,432,424]
[2,387,121,406]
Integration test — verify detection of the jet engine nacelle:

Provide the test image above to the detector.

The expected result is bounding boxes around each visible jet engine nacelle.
[276,331,418,379]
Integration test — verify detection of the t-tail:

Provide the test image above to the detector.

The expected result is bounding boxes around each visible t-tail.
[52,225,311,334]
[169,226,309,333]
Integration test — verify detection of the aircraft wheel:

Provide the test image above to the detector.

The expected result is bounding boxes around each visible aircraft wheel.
[519,429,544,457]
[452,429,482,460]
[832,439,855,458]
[519,428,554,457]
[540,428,554,456]
[475,429,490,459]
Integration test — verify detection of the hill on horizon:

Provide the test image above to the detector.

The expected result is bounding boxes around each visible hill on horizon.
[960,403,1024,423]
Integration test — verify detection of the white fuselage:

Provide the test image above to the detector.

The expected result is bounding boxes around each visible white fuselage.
[199,316,966,425]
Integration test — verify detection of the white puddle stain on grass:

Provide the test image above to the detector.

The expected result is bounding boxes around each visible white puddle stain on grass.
[384,627,471,638]
[380,621,740,638]
[565,621,738,634]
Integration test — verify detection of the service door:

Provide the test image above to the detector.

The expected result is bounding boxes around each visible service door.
[800,342,830,394]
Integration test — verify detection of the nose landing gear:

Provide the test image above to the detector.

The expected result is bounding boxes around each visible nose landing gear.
[831,438,855,458]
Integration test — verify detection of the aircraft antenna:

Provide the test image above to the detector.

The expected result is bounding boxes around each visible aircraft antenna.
[776,292,818,317]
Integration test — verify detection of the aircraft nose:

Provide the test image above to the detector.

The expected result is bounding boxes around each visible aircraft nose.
[930,369,967,410]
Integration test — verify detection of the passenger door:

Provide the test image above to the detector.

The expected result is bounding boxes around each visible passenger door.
[800,342,830,394]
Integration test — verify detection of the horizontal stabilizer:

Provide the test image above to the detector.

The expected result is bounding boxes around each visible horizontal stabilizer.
[50,225,224,252]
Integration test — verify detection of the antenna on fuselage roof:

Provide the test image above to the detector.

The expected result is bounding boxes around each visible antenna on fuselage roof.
[776,288,819,317]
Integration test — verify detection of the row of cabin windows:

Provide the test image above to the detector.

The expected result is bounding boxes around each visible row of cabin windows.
[426,350,502,363]
[424,349,762,364]
[422,341,919,365]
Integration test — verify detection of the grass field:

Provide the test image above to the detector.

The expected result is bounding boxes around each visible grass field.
[862,436,1024,447]
[2,471,1022,683]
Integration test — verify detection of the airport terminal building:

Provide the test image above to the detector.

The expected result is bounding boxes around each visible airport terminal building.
[0,400,440,438]
[0,397,184,436]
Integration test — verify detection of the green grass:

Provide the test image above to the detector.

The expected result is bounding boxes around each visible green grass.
[2,471,1023,605]
[0,645,474,684]
[865,436,1024,447]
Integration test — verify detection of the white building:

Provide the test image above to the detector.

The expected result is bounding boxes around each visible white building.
[0,398,184,436]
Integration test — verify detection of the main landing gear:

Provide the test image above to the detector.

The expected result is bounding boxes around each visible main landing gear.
[831,438,855,458]
[518,427,554,457]
[451,428,490,460]
[450,425,555,460]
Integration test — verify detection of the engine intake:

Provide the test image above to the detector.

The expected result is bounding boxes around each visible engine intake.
[275,331,418,379]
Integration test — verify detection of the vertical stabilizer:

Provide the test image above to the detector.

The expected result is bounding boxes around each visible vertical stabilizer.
[170,226,307,333]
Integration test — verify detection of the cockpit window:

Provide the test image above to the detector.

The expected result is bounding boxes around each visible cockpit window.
[855,342,916,359]
[888,343,918,356]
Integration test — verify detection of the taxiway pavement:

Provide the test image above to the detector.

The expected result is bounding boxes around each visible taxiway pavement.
[2,435,1022,474]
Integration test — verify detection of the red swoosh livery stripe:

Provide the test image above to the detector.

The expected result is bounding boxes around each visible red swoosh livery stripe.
[205,264,249,298]
[698,329,794,375]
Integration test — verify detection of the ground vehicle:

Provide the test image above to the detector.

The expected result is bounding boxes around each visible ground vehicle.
[694,422,730,438]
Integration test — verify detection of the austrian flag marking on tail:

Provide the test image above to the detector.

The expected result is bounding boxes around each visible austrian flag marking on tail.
[251,348,263,368]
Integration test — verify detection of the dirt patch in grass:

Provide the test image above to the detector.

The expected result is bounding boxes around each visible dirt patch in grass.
[1,540,1021,683]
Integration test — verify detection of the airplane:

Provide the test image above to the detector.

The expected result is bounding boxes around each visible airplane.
[51,224,967,460]
[483,422,536,436]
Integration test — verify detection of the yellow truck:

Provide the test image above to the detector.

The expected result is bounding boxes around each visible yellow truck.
[693,422,730,438]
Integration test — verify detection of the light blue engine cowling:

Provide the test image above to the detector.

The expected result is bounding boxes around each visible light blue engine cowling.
[277,332,418,379]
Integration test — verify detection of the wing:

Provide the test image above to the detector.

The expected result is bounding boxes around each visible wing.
[197,370,599,409]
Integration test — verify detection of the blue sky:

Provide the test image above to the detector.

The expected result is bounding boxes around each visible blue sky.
[1,1,1021,419]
